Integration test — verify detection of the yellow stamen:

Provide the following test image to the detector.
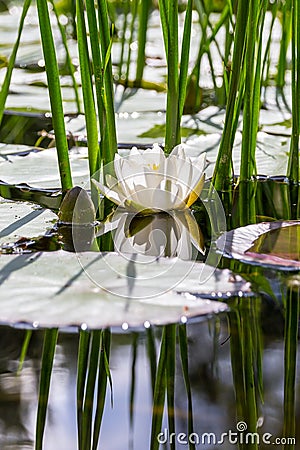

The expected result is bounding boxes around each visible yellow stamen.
[148,163,160,171]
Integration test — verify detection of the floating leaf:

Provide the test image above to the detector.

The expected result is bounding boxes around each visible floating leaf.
[0,147,89,188]
[218,221,300,271]
[0,250,252,330]
[138,124,208,139]
[248,225,300,262]
[0,200,56,247]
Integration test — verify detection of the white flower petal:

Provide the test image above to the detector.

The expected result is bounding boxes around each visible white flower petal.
[151,187,186,211]
[143,170,164,189]
[95,212,122,237]
[114,154,132,197]
[190,152,206,190]
[176,160,193,199]
[165,154,179,181]
[169,143,186,159]
[129,146,143,157]
[128,186,156,212]
[106,174,119,190]
[100,146,206,213]
[92,179,125,207]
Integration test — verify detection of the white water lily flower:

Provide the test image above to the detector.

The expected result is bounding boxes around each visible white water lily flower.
[92,144,206,213]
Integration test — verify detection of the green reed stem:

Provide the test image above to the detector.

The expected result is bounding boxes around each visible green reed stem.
[81,331,101,450]
[124,0,138,84]
[223,5,234,96]
[135,0,152,84]
[166,325,176,450]
[93,329,112,450]
[287,0,300,183]
[77,330,91,447]
[158,0,168,57]
[159,0,193,152]
[185,1,229,112]
[228,298,262,450]
[221,0,266,191]
[150,327,167,450]
[237,172,257,228]
[283,276,299,448]
[228,308,246,422]
[261,1,278,93]
[146,327,157,396]
[178,0,193,118]
[179,325,195,450]
[118,0,130,81]
[76,0,99,178]
[36,0,73,191]
[193,0,224,91]
[97,0,118,163]
[0,0,31,126]
[85,0,108,173]
[35,329,58,450]
[49,0,82,114]
[160,0,180,153]
[276,0,292,90]
[240,0,267,184]
[17,329,32,375]
[212,0,249,190]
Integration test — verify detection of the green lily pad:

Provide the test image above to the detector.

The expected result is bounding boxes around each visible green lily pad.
[218,221,300,271]
[0,147,89,188]
[0,250,253,330]
[138,123,208,139]
[0,200,56,247]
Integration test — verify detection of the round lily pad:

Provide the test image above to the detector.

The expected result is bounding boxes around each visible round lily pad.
[0,250,252,330]
[217,220,300,271]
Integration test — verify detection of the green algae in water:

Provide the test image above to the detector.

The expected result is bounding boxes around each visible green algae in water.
[247,224,300,262]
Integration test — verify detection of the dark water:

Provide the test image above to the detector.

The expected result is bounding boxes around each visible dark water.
[0,300,297,450]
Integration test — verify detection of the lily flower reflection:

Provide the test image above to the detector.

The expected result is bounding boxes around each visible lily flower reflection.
[96,209,205,260]
[92,144,206,214]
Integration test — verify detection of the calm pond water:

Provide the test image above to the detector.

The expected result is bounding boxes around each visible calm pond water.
[0,297,298,450]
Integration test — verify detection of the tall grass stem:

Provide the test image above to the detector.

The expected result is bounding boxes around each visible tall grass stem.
[36,0,73,191]
[0,0,31,126]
